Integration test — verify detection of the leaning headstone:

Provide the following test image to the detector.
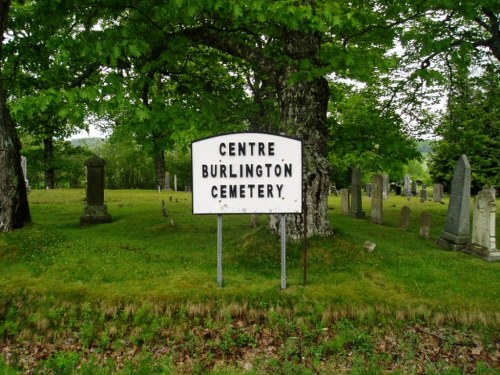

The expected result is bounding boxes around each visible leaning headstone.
[340,188,350,215]
[80,156,112,225]
[400,206,410,230]
[433,183,443,202]
[419,212,432,239]
[438,155,471,251]
[465,187,500,261]
[370,174,383,224]
[349,167,365,218]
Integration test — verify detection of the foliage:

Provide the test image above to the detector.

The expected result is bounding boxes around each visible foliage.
[328,83,421,186]
[20,136,93,189]
[90,137,157,189]
[428,64,500,192]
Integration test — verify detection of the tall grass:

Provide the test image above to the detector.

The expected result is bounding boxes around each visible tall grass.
[0,189,499,322]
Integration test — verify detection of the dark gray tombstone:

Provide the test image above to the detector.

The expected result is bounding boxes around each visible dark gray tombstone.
[400,206,410,230]
[395,185,402,196]
[419,212,432,239]
[465,187,500,261]
[411,181,418,196]
[349,167,365,218]
[370,174,383,224]
[80,156,112,225]
[438,155,471,251]
[420,188,428,203]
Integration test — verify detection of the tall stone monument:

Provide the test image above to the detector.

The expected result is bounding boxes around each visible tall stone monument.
[438,155,471,251]
[349,167,365,218]
[465,186,500,261]
[370,174,383,224]
[80,156,112,225]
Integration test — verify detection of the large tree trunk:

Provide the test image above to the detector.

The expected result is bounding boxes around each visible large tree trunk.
[0,0,31,231]
[154,148,166,190]
[43,136,55,189]
[270,30,332,240]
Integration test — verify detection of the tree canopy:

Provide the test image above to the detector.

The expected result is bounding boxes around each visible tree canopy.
[1,0,499,233]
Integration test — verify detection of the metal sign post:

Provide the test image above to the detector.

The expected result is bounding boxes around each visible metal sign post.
[217,215,223,287]
[281,214,287,290]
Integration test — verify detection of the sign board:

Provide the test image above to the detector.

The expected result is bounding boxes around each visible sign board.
[192,132,302,214]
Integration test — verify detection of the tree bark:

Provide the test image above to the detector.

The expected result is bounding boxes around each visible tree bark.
[0,0,31,231]
[43,136,55,189]
[154,148,166,190]
[269,30,332,240]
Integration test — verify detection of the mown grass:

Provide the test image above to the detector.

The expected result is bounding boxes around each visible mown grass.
[1,189,499,373]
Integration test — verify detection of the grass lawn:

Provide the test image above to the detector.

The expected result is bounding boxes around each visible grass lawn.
[1,189,499,374]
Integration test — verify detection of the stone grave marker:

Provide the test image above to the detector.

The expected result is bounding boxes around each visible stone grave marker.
[465,186,500,261]
[419,212,432,239]
[80,156,112,225]
[382,174,389,200]
[20,156,30,192]
[404,174,412,195]
[349,167,365,218]
[340,188,350,215]
[420,188,428,203]
[433,183,443,202]
[370,174,383,224]
[411,181,418,196]
[438,155,471,251]
[400,206,410,230]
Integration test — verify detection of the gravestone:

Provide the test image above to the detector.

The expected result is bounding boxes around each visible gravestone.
[465,187,500,261]
[404,174,412,195]
[340,188,350,215]
[419,212,432,239]
[433,183,443,202]
[400,206,410,230]
[411,181,418,196]
[438,155,471,251]
[382,174,389,200]
[349,167,365,218]
[395,185,402,196]
[80,156,112,225]
[20,156,31,192]
[174,174,178,191]
[370,174,383,224]
[420,188,428,203]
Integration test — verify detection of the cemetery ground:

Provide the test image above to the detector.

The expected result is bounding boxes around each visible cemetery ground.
[0,189,499,374]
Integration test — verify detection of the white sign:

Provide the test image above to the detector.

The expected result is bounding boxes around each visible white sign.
[192,132,303,214]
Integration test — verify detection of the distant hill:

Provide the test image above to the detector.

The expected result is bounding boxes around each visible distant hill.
[70,137,105,148]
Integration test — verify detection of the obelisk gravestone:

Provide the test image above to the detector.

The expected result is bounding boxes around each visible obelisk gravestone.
[438,155,471,251]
